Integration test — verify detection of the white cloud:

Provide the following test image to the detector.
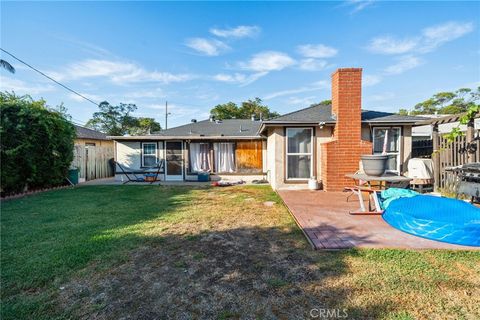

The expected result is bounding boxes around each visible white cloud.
[298,59,330,71]
[367,36,419,55]
[367,21,474,55]
[384,55,423,75]
[213,73,247,83]
[185,38,230,56]
[0,76,55,94]
[68,92,103,102]
[210,25,261,38]
[363,74,382,87]
[124,88,166,99]
[297,44,338,58]
[263,80,329,100]
[239,51,296,72]
[368,92,395,102]
[51,59,195,84]
[420,21,474,52]
[213,72,268,87]
[344,0,376,14]
[288,96,318,105]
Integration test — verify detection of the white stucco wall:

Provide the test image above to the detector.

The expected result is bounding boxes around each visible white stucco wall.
[114,141,166,181]
[115,141,142,170]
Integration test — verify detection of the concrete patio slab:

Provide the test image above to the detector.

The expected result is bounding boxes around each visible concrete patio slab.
[278,190,478,250]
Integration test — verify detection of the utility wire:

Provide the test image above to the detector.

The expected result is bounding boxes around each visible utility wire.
[0,48,100,107]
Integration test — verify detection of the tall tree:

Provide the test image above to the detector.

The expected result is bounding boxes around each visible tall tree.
[403,87,479,115]
[210,98,279,120]
[210,102,240,120]
[86,101,161,135]
[86,101,138,136]
[129,117,162,135]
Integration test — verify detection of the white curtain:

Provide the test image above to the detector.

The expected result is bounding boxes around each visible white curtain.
[214,143,235,173]
[189,143,210,172]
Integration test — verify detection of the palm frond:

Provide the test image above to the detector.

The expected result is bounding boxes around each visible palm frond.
[0,59,15,73]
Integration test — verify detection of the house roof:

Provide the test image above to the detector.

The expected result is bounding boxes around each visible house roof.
[261,103,426,125]
[74,125,109,140]
[110,104,427,141]
[360,110,427,123]
[265,104,336,123]
[109,119,263,140]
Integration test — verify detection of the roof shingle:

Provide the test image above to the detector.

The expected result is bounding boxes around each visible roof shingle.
[74,125,109,140]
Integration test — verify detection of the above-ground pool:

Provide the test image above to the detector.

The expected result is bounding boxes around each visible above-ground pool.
[383,196,480,247]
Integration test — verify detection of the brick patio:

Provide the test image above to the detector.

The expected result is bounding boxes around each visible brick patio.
[278,190,477,250]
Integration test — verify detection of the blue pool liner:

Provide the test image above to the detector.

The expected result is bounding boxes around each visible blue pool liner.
[383,196,480,247]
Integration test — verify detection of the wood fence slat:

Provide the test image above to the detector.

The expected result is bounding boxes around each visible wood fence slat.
[72,145,113,181]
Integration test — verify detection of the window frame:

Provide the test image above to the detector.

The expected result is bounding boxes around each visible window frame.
[285,127,314,181]
[141,142,158,168]
[372,126,402,174]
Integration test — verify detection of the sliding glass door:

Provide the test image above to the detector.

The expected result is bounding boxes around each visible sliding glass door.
[286,128,313,180]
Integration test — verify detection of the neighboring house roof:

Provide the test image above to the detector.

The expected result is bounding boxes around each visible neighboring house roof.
[109,119,263,140]
[74,125,109,140]
[413,118,480,137]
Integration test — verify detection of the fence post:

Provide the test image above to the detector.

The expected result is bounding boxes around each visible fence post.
[467,118,475,163]
[432,124,440,192]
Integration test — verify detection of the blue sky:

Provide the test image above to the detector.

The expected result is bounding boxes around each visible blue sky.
[1,1,479,128]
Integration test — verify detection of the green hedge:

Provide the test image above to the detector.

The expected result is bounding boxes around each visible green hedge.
[0,93,75,195]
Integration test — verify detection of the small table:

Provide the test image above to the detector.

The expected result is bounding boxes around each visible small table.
[345,173,412,190]
[345,173,412,215]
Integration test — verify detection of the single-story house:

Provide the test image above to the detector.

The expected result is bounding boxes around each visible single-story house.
[74,125,113,147]
[110,68,424,191]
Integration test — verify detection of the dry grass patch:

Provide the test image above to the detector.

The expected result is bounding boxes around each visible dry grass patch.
[1,185,479,319]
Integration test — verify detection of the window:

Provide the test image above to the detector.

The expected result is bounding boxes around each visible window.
[142,142,157,167]
[214,142,235,173]
[286,128,313,180]
[372,127,401,173]
[189,143,211,172]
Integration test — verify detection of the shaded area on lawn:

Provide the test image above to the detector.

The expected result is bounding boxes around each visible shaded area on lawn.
[59,227,392,319]
[1,185,204,318]
[1,185,479,320]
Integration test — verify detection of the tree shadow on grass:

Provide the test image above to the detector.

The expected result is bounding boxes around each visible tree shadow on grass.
[0,185,205,319]
[58,225,394,320]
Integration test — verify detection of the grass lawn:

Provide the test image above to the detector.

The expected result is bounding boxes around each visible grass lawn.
[1,185,479,319]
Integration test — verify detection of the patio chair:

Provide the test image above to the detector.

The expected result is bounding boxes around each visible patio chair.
[114,160,164,184]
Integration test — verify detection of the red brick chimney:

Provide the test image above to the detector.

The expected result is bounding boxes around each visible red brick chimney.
[321,68,372,191]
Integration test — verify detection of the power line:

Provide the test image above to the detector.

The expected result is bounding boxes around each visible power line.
[0,48,100,107]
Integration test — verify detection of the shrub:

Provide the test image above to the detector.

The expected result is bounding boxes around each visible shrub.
[0,93,75,195]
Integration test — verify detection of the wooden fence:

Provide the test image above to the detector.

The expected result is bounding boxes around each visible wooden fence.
[434,130,480,192]
[72,145,114,181]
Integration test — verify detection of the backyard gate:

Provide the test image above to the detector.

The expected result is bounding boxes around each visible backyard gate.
[72,145,114,181]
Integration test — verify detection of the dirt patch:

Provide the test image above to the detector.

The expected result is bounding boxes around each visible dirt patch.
[55,186,480,319]
[58,187,352,319]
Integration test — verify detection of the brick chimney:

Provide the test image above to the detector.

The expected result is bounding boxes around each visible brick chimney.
[321,68,372,191]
